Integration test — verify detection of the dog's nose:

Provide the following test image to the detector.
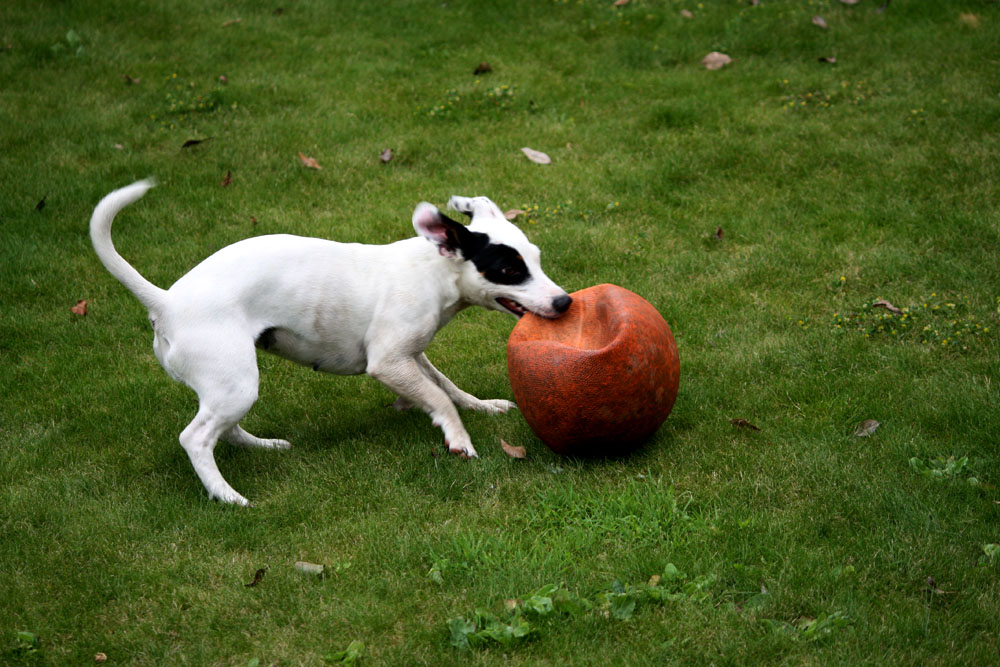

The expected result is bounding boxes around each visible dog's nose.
[552,294,572,314]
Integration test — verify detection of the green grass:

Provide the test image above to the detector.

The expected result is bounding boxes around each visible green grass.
[2,0,999,663]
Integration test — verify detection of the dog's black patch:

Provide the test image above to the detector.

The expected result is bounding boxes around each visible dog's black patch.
[255,327,278,350]
[471,243,530,285]
[435,212,530,285]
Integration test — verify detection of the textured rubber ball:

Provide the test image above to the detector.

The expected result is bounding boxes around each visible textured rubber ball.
[507,284,679,456]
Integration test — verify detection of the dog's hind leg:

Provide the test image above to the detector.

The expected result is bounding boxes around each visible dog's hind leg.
[416,354,515,415]
[174,337,262,506]
[223,425,291,450]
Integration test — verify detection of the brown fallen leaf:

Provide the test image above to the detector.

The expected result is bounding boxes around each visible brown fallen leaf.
[181,137,209,149]
[221,170,233,187]
[222,17,242,27]
[505,209,526,221]
[648,574,661,587]
[854,419,880,437]
[500,438,527,459]
[379,148,394,163]
[121,74,141,85]
[872,299,902,315]
[71,299,88,316]
[701,52,733,70]
[244,566,268,587]
[473,62,492,75]
[249,216,258,225]
[614,0,630,6]
[680,9,693,18]
[95,653,108,663]
[730,418,760,431]
[812,15,829,29]
[298,151,322,170]
[521,147,552,165]
[714,226,724,241]
[818,56,838,64]
[839,0,860,5]
[959,13,980,28]
[113,143,125,150]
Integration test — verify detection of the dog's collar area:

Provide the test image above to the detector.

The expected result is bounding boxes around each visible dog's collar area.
[496,297,527,317]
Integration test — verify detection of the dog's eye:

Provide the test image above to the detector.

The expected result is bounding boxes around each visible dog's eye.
[501,267,522,278]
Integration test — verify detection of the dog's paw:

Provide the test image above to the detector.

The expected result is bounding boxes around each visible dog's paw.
[445,436,479,459]
[476,399,516,415]
[212,488,251,507]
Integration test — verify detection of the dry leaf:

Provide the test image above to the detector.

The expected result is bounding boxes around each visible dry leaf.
[244,566,268,587]
[71,299,88,316]
[94,653,108,663]
[818,56,837,64]
[113,143,125,150]
[812,16,829,29]
[121,74,141,85]
[500,438,527,459]
[872,299,902,314]
[521,147,552,165]
[298,152,322,170]
[959,13,980,28]
[854,419,880,437]
[249,216,258,225]
[473,62,492,75]
[505,209,526,221]
[839,0,860,4]
[222,17,242,27]
[181,137,208,149]
[730,418,760,431]
[680,9,693,18]
[379,148,394,163]
[504,599,520,612]
[614,0,630,6]
[714,226,724,241]
[648,574,662,587]
[221,170,233,187]
[701,52,733,70]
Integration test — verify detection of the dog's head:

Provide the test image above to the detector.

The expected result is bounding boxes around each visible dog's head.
[412,196,571,319]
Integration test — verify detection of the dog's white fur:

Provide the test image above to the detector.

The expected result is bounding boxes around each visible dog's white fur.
[89,180,570,506]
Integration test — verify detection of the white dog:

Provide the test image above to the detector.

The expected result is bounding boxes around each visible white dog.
[90,180,571,506]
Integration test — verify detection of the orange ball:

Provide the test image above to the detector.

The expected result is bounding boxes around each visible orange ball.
[507,284,679,456]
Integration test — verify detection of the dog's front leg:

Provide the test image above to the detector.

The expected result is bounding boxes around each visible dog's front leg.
[416,354,515,415]
[368,354,478,458]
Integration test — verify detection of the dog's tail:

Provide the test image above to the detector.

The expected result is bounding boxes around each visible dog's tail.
[89,179,167,313]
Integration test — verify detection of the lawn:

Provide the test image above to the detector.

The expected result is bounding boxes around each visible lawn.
[2,0,999,664]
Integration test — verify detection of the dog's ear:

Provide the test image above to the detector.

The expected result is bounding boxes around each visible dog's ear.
[413,202,469,258]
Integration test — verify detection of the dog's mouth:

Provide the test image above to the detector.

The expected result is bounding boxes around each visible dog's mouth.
[496,297,528,317]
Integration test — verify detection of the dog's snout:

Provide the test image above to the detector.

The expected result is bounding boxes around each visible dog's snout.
[552,294,572,314]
